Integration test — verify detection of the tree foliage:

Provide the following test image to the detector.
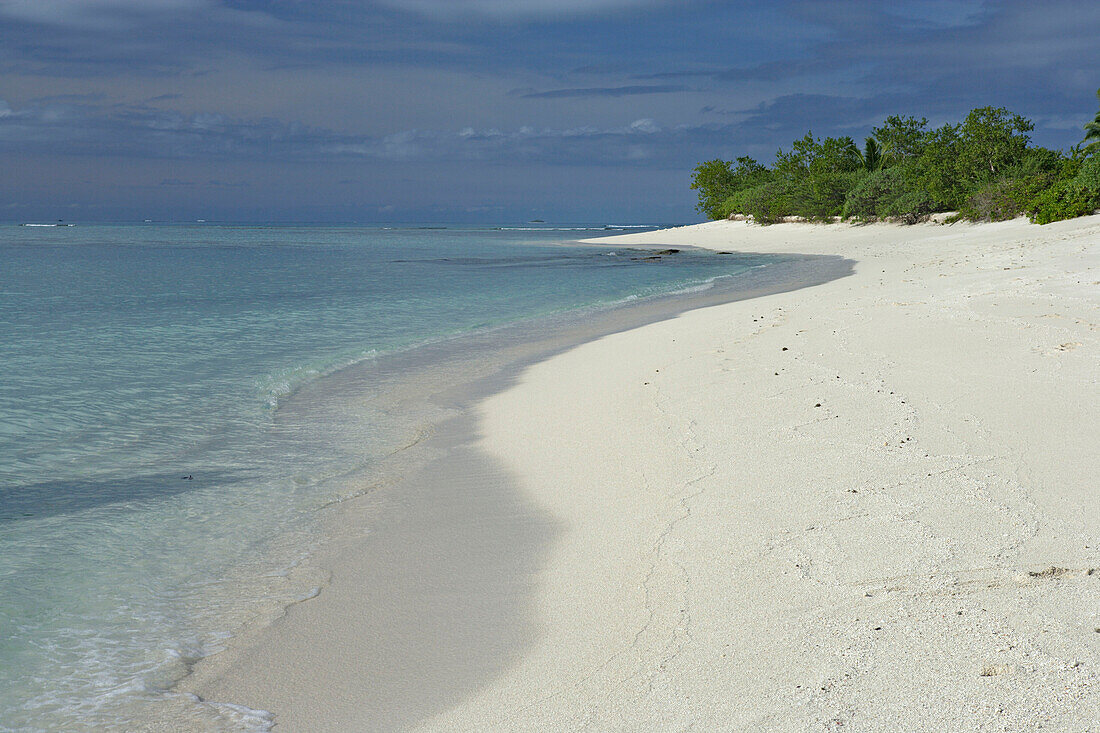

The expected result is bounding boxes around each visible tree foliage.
[842,167,934,223]
[855,137,883,171]
[956,107,1034,181]
[690,95,1100,226]
[690,156,771,219]
[1084,88,1100,154]
[872,115,929,164]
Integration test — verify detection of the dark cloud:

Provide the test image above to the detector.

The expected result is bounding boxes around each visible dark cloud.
[0,98,707,168]
[517,84,690,99]
[372,0,676,20]
[0,0,1098,221]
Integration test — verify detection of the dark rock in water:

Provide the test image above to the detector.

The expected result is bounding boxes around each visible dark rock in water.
[717,251,734,255]
[633,248,673,259]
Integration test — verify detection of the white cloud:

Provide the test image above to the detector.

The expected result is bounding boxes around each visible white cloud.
[0,0,213,27]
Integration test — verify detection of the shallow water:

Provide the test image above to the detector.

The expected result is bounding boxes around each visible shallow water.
[0,223,795,731]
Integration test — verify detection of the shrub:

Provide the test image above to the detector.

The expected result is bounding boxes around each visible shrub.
[793,169,864,220]
[693,97,1100,228]
[961,177,1036,221]
[872,115,930,166]
[1074,155,1100,193]
[1025,155,1100,224]
[717,184,764,218]
[769,134,864,220]
[956,107,1034,184]
[1027,182,1097,224]
[715,196,739,219]
[913,123,966,210]
[691,157,772,219]
[691,159,738,219]
[842,167,935,223]
[737,181,790,224]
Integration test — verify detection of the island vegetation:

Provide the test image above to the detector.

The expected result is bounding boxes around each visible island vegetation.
[692,91,1100,225]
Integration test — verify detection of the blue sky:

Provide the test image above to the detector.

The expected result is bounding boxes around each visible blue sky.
[1,0,1098,223]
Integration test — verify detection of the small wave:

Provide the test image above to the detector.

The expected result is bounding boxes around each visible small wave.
[258,349,380,408]
[495,226,613,231]
[667,280,718,295]
[296,586,321,602]
[174,693,275,732]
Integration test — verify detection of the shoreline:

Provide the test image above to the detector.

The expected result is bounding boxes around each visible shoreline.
[169,247,851,731]
[191,215,1097,730]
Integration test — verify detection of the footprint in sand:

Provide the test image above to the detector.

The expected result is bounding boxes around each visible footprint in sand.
[980,664,1016,677]
[1036,341,1082,356]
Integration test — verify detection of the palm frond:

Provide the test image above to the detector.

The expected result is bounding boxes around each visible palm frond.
[1083,88,1100,149]
[863,137,882,171]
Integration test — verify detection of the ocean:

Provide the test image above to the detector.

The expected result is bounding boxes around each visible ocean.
[0,223,782,731]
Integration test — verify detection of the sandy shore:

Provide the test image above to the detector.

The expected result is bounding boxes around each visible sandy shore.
[194,216,1099,730]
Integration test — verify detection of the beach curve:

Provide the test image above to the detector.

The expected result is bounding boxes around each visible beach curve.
[196,215,1098,730]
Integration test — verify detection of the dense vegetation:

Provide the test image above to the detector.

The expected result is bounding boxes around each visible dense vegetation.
[691,92,1100,225]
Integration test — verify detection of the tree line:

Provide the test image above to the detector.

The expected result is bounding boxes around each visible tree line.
[691,91,1100,225]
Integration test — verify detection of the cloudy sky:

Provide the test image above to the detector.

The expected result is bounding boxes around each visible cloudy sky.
[1,0,1098,223]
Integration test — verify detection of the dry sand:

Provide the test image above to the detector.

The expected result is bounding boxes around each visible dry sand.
[195,216,1099,731]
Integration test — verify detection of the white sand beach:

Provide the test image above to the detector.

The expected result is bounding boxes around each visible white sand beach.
[194,215,1100,731]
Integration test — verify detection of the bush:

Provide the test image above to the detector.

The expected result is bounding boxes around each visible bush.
[1025,155,1100,224]
[693,98,1100,228]
[1074,155,1100,193]
[768,133,863,220]
[872,115,930,165]
[956,107,1034,186]
[842,167,935,223]
[691,157,772,219]
[715,196,739,219]
[737,181,790,224]
[913,123,966,210]
[960,177,1036,221]
[717,185,761,218]
[791,170,863,220]
[1027,181,1097,224]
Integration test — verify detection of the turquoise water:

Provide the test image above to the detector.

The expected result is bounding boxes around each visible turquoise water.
[0,224,768,730]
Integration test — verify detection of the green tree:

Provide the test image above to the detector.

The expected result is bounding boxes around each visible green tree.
[843,167,935,223]
[914,123,963,209]
[728,156,771,189]
[871,115,929,165]
[773,133,862,179]
[956,106,1034,181]
[690,156,771,219]
[1084,88,1100,154]
[691,101,1097,228]
[691,159,738,219]
[772,133,863,219]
